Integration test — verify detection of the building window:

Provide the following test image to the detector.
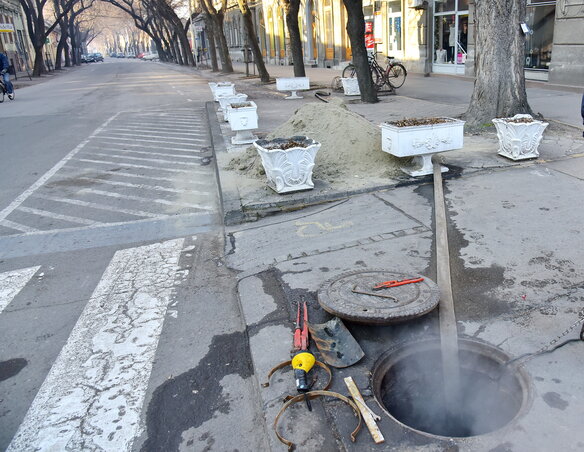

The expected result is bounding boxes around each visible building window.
[386,0,402,53]
[524,3,555,70]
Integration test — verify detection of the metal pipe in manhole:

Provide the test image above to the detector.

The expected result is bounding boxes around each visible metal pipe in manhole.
[371,338,532,438]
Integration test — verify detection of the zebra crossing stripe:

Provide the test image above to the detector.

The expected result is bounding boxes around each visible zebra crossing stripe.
[7,239,186,451]
[0,266,40,313]
[0,113,120,223]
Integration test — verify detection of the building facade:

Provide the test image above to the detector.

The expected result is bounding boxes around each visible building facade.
[194,0,583,87]
[0,0,33,73]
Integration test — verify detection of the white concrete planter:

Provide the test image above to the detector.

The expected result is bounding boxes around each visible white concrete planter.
[226,101,258,144]
[341,77,360,96]
[492,114,548,161]
[217,93,248,122]
[381,117,465,176]
[253,136,320,193]
[276,77,310,99]
[210,82,236,101]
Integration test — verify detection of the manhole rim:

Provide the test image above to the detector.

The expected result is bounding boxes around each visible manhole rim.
[371,336,534,440]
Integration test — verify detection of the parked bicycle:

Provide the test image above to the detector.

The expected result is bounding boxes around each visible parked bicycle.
[342,52,407,91]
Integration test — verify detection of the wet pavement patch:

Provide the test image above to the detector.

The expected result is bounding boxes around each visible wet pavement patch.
[0,358,27,382]
[141,332,253,452]
[372,338,530,438]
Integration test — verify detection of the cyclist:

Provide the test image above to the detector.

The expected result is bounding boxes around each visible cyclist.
[0,52,15,100]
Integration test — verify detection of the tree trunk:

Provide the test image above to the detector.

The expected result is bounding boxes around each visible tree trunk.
[176,24,195,66]
[203,12,219,71]
[212,12,233,73]
[64,41,71,67]
[284,0,305,77]
[464,0,533,127]
[237,0,269,82]
[32,44,44,76]
[342,0,377,103]
[55,29,67,70]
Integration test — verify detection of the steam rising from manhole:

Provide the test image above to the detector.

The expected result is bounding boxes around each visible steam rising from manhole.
[372,339,531,438]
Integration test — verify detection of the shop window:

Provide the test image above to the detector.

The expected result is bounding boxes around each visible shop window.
[524,5,555,70]
[435,0,456,13]
[434,15,456,63]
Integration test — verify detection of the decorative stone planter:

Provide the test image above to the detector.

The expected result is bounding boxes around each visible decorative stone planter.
[492,114,548,161]
[253,136,321,193]
[210,82,236,101]
[276,77,310,99]
[341,77,360,96]
[226,101,258,145]
[381,117,465,177]
[217,93,248,122]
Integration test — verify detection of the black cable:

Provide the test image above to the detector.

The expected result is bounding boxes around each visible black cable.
[504,328,584,368]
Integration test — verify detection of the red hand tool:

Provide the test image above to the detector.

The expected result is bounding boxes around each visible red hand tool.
[293,301,309,351]
[372,277,424,291]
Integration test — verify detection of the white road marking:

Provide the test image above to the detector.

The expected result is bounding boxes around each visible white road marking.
[7,239,187,451]
[87,152,202,167]
[75,177,203,194]
[17,206,99,225]
[85,141,200,153]
[98,131,198,143]
[79,188,214,210]
[62,168,208,186]
[109,127,203,137]
[0,266,40,313]
[75,158,200,174]
[96,135,206,145]
[0,113,120,223]
[121,121,205,129]
[0,220,40,233]
[33,194,161,218]
[86,147,202,160]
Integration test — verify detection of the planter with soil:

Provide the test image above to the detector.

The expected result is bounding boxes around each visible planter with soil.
[253,136,321,193]
[492,114,548,161]
[276,77,310,99]
[381,117,465,176]
[227,101,258,145]
[217,93,249,122]
[209,82,236,101]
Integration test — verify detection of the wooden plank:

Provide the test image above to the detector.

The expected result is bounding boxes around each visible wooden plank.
[344,377,385,444]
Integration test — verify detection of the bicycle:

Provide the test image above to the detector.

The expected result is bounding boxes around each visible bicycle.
[0,77,14,102]
[342,52,407,91]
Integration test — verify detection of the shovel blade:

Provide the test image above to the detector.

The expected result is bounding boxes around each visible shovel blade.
[309,317,364,368]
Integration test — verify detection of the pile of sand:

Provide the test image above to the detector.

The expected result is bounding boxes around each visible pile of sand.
[226,100,404,182]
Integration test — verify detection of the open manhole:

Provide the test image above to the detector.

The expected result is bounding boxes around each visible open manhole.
[372,338,531,438]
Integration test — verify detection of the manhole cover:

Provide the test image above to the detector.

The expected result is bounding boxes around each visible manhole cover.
[317,269,440,324]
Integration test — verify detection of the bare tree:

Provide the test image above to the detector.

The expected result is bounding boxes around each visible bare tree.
[236,0,269,81]
[20,0,77,75]
[464,1,533,127]
[199,0,232,72]
[342,0,377,103]
[281,0,304,77]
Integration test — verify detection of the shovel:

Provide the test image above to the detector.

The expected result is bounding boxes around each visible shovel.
[309,317,365,368]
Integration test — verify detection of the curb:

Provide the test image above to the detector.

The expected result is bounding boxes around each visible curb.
[206,101,246,225]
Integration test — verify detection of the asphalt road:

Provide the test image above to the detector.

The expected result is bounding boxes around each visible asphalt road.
[0,60,266,451]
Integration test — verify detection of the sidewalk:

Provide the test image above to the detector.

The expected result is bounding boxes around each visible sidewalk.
[203,63,584,451]
[10,66,82,90]
[198,62,584,225]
